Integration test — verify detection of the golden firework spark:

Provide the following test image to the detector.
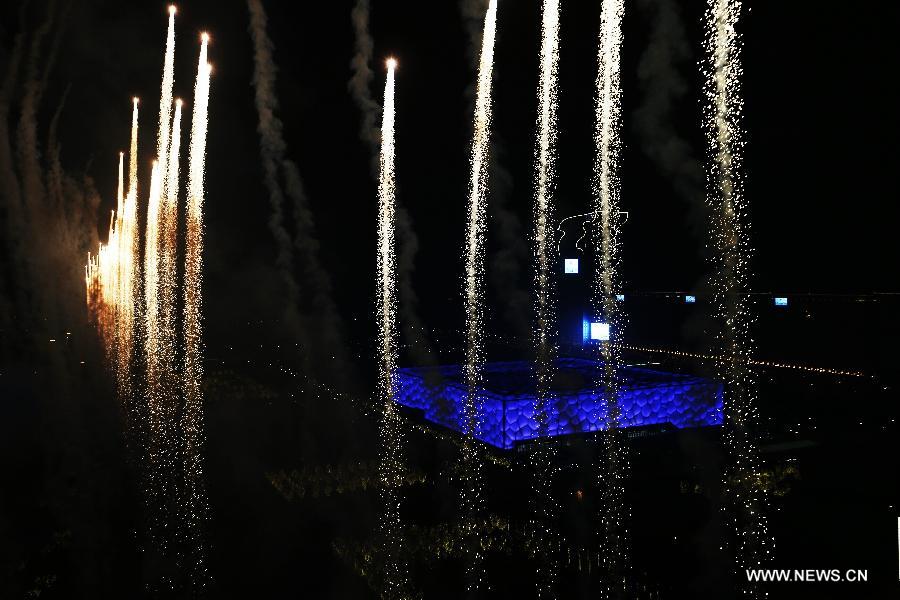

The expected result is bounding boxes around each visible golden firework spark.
[183,32,211,578]
[702,0,772,590]
[84,8,214,588]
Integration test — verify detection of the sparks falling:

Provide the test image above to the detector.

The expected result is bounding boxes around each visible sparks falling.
[530,0,562,597]
[461,0,498,593]
[183,32,212,580]
[590,0,631,595]
[702,0,772,592]
[85,7,213,591]
[375,57,409,600]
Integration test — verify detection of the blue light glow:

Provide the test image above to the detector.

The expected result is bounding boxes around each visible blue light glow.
[590,322,610,341]
[564,258,579,274]
[394,359,724,449]
[685,295,696,304]
[616,294,625,302]
[774,297,788,306]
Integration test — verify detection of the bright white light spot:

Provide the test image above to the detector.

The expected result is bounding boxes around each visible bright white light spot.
[590,322,610,341]
[616,294,625,301]
[564,258,579,274]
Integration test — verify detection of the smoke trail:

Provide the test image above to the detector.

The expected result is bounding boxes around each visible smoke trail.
[246,0,303,336]
[633,0,708,241]
[349,0,380,157]
[375,58,409,600]
[590,0,631,595]
[348,0,435,366]
[529,1,562,597]
[184,34,211,585]
[461,0,497,593]
[281,158,351,376]
[13,3,54,326]
[701,0,772,594]
[247,0,350,380]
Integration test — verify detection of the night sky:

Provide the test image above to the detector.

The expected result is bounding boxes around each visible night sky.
[22,0,897,351]
[1,1,899,598]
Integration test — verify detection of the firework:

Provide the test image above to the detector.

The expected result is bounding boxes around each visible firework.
[702,0,772,592]
[375,57,409,599]
[183,32,211,580]
[84,8,213,589]
[460,0,498,593]
[590,0,631,595]
[530,0,562,597]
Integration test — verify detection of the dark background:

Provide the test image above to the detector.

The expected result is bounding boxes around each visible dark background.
[19,0,899,352]
[2,1,898,598]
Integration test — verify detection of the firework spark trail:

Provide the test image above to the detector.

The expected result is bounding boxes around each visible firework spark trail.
[349,0,435,368]
[591,0,631,595]
[702,0,771,593]
[129,98,140,198]
[143,7,178,544]
[530,1,561,596]
[113,150,133,408]
[150,97,183,544]
[375,58,408,600]
[143,157,168,543]
[183,33,212,583]
[461,0,497,592]
[124,98,140,397]
[83,11,215,590]
[159,98,182,381]
[157,5,177,201]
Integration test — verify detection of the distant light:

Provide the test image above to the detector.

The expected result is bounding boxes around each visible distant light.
[386,57,398,70]
[590,322,610,342]
[616,294,625,302]
[685,295,696,304]
[168,5,177,15]
[775,297,788,307]
[49,339,56,343]
[201,32,210,43]
[564,258,579,274]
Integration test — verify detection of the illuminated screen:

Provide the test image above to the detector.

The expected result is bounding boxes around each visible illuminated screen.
[590,322,610,341]
[564,258,579,274]
[685,295,696,304]
[774,297,788,306]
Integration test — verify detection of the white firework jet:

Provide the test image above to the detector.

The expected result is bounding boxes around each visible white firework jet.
[375,57,410,600]
[183,32,212,584]
[461,0,498,593]
[702,0,772,594]
[591,0,631,596]
[529,0,562,597]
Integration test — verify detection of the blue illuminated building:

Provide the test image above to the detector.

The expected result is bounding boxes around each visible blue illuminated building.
[394,358,723,449]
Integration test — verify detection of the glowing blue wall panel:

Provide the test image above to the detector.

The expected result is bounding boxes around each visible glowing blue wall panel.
[394,358,723,449]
